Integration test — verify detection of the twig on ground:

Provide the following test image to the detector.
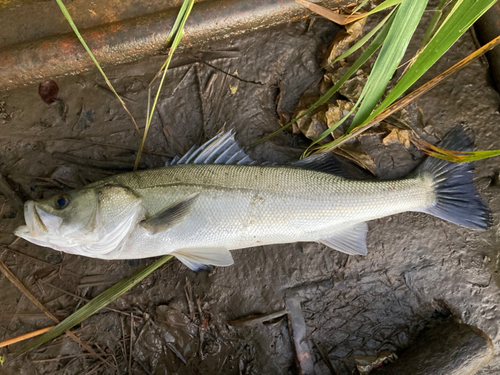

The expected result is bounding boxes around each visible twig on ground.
[184,277,195,320]
[121,316,128,367]
[196,295,206,360]
[286,295,315,375]
[134,314,151,347]
[136,359,153,375]
[129,312,134,375]
[0,326,55,348]
[0,173,24,214]
[53,152,144,171]
[312,338,339,375]
[0,201,6,217]
[228,310,287,327]
[0,259,115,370]
[4,247,80,277]
[52,138,172,157]
[84,362,102,375]
[94,84,137,103]
[39,280,129,316]
[32,353,88,363]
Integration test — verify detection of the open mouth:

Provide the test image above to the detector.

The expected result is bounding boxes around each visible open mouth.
[14,200,47,239]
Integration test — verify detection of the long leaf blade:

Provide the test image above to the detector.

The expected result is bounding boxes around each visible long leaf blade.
[324,9,395,68]
[55,0,140,135]
[308,34,500,155]
[252,11,396,146]
[348,0,428,131]
[365,0,497,125]
[135,0,195,170]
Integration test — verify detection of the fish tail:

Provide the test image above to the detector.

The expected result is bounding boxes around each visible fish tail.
[418,124,492,229]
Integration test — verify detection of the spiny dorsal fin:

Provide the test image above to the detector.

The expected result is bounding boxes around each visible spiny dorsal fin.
[166,131,255,166]
[140,193,199,234]
[165,130,368,178]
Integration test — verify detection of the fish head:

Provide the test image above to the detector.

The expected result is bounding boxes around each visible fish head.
[14,184,144,258]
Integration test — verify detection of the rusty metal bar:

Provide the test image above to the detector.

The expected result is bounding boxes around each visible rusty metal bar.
[0,0,348,91]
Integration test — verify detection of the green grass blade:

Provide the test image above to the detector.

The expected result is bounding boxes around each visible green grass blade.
[297,0,400,24]
[324,8,396,68]
[413,138,500,162]
[21,255,174,352]
[165,0,191,46]
[251,12,395,146]
[55,0,140,135]
[352,0,370,14]
[364,0,497,125]
[134,0,194,170]
[348,0,428,131]
[358,0,402,18]
[308,33,500,154]
[419,0,450,49]
[303,100,362,156]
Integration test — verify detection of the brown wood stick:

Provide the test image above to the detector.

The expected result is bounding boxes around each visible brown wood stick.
[0,326,55,348]
[0,174,24,213]
[0,259,116,370]
[3,247,80,277]
[129,312,134,375]
[39,279,129,316]
[32,353,88,363]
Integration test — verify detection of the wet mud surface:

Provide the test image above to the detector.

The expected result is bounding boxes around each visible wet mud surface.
[1,11,500,375]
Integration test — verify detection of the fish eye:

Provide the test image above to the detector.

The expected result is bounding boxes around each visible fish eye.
[55,194,70,209]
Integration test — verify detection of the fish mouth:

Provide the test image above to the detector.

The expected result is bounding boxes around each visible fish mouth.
[14,200,46,239]
[13,224,30,238]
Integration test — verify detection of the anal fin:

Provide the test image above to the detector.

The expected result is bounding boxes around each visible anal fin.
[172,247,234,271]
[318,222,368,256]
[140,193,199,234]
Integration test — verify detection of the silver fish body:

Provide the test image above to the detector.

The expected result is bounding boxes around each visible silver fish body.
[14,126,492,270]
[99,164,433,258]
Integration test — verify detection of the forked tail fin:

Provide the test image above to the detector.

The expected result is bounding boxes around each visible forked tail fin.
[418,125,492,229]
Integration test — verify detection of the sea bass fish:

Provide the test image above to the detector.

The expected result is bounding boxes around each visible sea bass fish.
[14,125,491,271]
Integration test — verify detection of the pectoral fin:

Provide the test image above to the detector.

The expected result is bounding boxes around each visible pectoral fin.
[318,222,368,256]
[172,247,234,271]
[140,193,199,235]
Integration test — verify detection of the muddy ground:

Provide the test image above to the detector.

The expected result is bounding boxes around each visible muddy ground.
[0,8,500,375]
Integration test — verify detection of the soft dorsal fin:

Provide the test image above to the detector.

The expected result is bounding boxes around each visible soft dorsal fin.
[318,222,368,256]
[140,193,199,234]
[291,153,349,178]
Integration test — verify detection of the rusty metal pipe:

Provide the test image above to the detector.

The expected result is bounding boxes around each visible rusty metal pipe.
[0,0,348,91]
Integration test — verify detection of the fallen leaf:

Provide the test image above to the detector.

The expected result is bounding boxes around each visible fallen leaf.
[323,17,367,66]
[295,0,367,25]
[335,146,376,175]
[382,127,411,148]
[325,100,354,128]
[326,68,368,100]
[38,80,60,104]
